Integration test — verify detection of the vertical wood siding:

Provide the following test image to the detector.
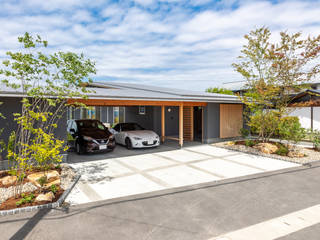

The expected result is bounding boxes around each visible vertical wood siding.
[220,104,243,138]
[183,106,194,141]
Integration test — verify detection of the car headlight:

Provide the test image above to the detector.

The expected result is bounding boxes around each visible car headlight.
[83,136,94,141]
[155,135,159,139]
[133,137,142,140]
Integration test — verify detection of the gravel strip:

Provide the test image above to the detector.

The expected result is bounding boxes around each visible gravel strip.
[213,141,320,164]
[60,163,77,190]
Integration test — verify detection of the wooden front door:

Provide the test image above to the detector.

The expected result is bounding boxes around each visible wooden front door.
[220,104,243,138]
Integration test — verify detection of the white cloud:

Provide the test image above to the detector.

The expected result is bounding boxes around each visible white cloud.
[0,0,319,91]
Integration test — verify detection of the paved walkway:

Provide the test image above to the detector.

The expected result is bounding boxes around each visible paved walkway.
[66,145,299,205]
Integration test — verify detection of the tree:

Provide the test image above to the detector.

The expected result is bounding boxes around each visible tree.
[0,33,96,196]
[206,87,234,95]
[232,27,320,142]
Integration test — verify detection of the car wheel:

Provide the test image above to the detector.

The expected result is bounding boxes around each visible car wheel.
[76,142,84,155]
[125,138,132,150]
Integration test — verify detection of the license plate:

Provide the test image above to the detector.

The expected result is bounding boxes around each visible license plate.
[148,140,153,145]
[99,145,107,150]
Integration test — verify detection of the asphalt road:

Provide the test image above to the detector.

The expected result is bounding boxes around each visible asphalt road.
[1,162,320,240]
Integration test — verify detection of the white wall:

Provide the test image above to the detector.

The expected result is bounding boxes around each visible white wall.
[314,107,320,131]
[288,107,312,129]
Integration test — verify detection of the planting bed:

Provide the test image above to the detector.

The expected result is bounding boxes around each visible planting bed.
[213,140,320,164]
[0,164,77,212]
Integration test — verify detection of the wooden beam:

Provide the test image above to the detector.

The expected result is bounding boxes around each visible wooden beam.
[191,107,194,141]
[311,106,314,131]
[161,105,165,143]
[179,104,184,147]
[201,107,204,143]
[67,99,208,107]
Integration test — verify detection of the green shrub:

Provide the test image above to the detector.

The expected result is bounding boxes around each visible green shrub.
[16,193,35,206]
[308,130,320,150]
[278,116,306,145]
[240,128,250,138]
[245,139,255,147]
[50,184,58,194]
[248,110,281,142]
[275,144,289,156]
[37,176,48,189]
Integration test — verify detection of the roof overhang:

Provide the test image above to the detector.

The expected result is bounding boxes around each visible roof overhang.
[67,98,208,106]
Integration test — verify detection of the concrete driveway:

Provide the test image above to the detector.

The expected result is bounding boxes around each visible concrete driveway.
[66,144,299,205]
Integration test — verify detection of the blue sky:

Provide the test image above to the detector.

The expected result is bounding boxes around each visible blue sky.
[0,0,320,91]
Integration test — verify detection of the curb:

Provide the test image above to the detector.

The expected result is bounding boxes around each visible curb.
[0,172,81,217]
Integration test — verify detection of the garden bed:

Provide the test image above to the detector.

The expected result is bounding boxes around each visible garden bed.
[213,140,320,164]
[0,163,77,212]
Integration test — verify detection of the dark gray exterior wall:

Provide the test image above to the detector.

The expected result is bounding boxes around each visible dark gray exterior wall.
[203,103,220,143]
[0,97,67,161]
[152,106,179,137]
[0,97,21,160]
[125,106,154,130]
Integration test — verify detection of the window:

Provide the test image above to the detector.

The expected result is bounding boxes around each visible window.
[80,107,101,120]
[139,106,146,115]
[68,106,75,120]
[113,107,125,125]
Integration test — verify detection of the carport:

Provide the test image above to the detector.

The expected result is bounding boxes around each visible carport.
[65,81,244,150]
[68,98,207,147]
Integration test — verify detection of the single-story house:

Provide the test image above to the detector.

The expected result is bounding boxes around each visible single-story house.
[0,81,244,159]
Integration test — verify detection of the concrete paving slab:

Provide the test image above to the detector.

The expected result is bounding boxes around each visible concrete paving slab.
[155,149,209,162]
[224,154,299,171]
[88,174,165,200]
[65,185,91,205]
[188,145,238,157]
[71,159,134,182]
[147,165,221,187]
[116,154,176,171]
[191,158,263,178]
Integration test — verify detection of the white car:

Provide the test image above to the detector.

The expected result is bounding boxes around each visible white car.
[111,123,160,149]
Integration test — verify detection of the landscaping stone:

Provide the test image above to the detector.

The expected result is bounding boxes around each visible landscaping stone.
[288,151,305,158]
[0,182,38,204]
[35,192,55,202]
[27,170,60,187]
[44,179,60,189]
[1,176,17,186]
[213,141,320,164]
[253,143,278,154]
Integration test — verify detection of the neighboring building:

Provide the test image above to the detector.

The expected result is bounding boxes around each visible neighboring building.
[289,89,320,131]
[223,80,320,95]
[0,81,245,159]
[222,80,320,131]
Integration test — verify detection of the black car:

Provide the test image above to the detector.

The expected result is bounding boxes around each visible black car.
[67,119,116,154]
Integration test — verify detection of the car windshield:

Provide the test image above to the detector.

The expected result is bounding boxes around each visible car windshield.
[121,123,144,131]
[77,120,106,130]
